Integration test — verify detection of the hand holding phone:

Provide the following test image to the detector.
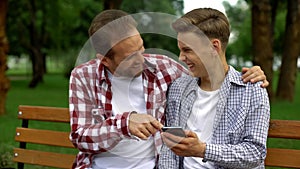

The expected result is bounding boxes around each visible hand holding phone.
[161,126,186,137]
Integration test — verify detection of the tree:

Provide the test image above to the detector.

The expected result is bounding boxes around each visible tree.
[0,0,10,115]
[224,1,253,65]
[276,0,300,101]
[251,0,274,98]
[6,0,184,88]
[7,0,103,85]
[226,0,299,102]
[121,0,184,57]
[26,0,48,88]
[7,0,54,88]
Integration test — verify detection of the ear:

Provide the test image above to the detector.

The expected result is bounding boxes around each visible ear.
[211,39,222,52]
[96,53,110,67]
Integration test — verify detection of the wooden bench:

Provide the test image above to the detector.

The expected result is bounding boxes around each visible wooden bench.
[265,119,300,168]
[13,105,300,168]
[13,105,77,169]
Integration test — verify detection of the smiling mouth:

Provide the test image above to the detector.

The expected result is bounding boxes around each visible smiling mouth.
[187,64,194,70]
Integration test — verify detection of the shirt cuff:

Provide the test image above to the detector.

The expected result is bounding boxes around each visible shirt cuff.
[123,111,141,140]
[116,111,132,138]
[203,144,222,162]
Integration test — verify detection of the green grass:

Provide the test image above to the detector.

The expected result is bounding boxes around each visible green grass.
[1,70,300,168]
[266,72,300,169]
[1,73,70,169]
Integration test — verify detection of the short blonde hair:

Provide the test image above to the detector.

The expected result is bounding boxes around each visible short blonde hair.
[172,8,230,51]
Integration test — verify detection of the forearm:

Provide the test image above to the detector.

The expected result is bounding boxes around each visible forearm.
[70,111,132,153]
[204,142,266,168]
[69,74,132,153]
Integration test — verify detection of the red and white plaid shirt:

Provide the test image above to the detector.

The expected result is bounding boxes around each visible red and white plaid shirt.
[69,53,188,169]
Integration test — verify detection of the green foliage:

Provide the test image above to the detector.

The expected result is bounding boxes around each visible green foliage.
[273,7,286,56]
[121,0,184,56]
[224,0,252,62]
[7,0,102,63]
[6,0,184,79]
[224,0,287,65]
[0,144,14,168]
[121,0,183,14]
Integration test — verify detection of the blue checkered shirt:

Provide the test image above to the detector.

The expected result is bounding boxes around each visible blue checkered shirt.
[158,66,270,169]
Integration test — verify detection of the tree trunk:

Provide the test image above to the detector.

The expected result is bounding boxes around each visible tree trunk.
[28,49,45,88]
[276,0,300,101]
[252,0,274,99]
[28,0,45,88]
[0,0,10,115]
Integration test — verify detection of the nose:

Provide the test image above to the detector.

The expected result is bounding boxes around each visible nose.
[130,51,144,64]
[178,53,186,62]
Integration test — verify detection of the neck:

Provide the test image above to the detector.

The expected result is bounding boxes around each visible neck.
[199,64,229,91]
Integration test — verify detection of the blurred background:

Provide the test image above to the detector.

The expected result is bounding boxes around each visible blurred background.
[0,0,299,168]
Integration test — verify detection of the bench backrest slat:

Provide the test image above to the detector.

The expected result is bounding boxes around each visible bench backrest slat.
[18,105,69,123]
[14,148,75,169]
[15,127,74,148]
[268,119,300,139]
[265,148,300,168]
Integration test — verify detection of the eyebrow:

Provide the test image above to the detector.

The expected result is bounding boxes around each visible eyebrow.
[181,46,191,50]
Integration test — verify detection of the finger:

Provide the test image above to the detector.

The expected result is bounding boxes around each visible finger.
[134,131,149,140]
[261,79,269,88]
[242,73,253,83]
[162,131,186,143]
[184,130,197,138]
[241,70,253,81]
[131,122,152,139]
[148,116,164,130]
[144,123,158,135]
[161,133,181,148]
[241,66,261,81]
[241,67,249,74]
[138,125,152,138]
[244,72,264,83]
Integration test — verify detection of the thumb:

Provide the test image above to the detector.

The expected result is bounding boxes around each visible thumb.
[185,130,197,138]
[241,67,249,73]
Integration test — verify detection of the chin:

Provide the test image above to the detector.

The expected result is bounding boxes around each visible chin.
[134,70,143,77]
[188,71,196,77]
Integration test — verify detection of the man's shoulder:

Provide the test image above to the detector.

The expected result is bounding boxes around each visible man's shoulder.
[70,58,100,78]
[143,53,187,75]
[72,59,99,72]
[169,76,196,91]
[226,66,267,99]
[143,53,177,64]
[173,75,195,84]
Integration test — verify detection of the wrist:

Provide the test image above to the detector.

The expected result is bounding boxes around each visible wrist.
[199,142,206,158]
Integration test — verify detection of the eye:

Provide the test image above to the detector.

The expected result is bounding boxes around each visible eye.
[182,48,192,53]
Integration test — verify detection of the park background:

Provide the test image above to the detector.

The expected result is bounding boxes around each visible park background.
[0,0,299,168]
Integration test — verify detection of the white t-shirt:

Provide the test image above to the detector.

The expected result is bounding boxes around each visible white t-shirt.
[184,87,219,169]
[92,73,155,169]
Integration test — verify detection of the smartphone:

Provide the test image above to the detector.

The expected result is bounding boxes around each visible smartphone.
[161,126,186,137]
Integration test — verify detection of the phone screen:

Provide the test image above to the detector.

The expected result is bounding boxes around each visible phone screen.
[162,127,186,137]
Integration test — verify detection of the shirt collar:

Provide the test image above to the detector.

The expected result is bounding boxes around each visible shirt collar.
[226,65,247,86]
